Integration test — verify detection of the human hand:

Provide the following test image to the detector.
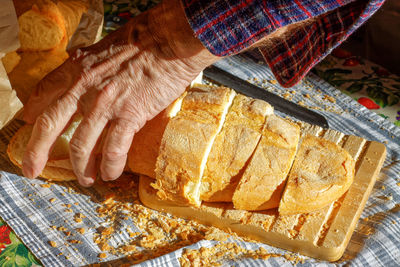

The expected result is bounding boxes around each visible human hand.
[22,0,219,186]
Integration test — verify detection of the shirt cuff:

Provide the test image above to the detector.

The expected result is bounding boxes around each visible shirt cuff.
[259,0,384,87]
[181,0,355,57]
[181,0,384,87]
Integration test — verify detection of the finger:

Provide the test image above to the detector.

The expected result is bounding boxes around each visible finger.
[100,119,137,181]
[23,61,80,124]
[22,94,78,178]
[69,111,109,187]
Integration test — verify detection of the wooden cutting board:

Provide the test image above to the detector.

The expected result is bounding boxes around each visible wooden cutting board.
[139,123,387,262]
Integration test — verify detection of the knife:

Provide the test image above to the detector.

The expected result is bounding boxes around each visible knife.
[203,65,329,129]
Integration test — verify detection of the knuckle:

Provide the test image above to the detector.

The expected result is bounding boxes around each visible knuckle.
[62,92,79,105]
[100,80,118,98]
[86,109,108,122]
[24,149,41,162]
[102,150,126,163]
[69,139,90,159]
[75,70,94,87]
[114,120,137,135]
[35,114,55,133]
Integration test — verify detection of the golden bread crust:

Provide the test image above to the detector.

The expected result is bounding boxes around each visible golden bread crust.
[232,115,300,211]
[154,85,235,206]
[128,93,186,178]
[200,94,273,202]
[278,135,355,215]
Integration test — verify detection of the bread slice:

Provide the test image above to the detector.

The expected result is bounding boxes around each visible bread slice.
[199,94,273,202]
[18,0,67,51]
[232,115,300,211]
[128,93,186,178]
[279,135,355,215]
[7,123,76,181]
[154,85,236,207]
[7,114,84,181]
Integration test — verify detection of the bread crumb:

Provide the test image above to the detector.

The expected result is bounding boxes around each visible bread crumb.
[48,241,57,247]
[49,198,56,203]
[99,242,111,251]
[269,79,277,85]
[98,253,107,259]
[323,95,336,103]
[40,184,52,188]
[77,228,85,234]
[64,231,72,237]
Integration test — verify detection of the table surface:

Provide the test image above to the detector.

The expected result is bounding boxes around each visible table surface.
[0,1,399,266]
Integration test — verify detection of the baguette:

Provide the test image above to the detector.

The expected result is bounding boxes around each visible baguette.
[8,84,354,214]
[18,0,67,51]
[8,0,88,103]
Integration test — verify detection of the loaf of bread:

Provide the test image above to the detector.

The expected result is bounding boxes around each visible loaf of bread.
[8,83,355,216]
[7,0,88,103]
[18,0,67,51]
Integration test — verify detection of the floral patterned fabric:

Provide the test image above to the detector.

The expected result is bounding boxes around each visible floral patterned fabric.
[314,48,400,127]
[0,219,39,267]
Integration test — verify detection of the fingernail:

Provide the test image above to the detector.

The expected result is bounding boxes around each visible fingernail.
[101,175,117,182]
[79,177,95,187]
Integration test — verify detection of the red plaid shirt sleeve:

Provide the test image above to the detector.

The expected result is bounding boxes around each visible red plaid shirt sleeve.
[181,0,385,87]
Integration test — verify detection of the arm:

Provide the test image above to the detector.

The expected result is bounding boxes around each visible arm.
[22,0,219,186]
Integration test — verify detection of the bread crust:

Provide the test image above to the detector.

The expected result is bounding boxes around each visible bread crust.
[278,135,355,215]
[18,1,67,51]
[154,85,235,206]
[200,94,273,202]
[128,93,186,178]
[232,115,300,211]
[7,124,76,181]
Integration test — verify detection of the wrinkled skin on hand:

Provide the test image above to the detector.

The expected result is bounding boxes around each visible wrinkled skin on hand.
[22,0,219,186]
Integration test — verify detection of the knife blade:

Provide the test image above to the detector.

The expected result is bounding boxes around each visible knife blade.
[203,65,329,129]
